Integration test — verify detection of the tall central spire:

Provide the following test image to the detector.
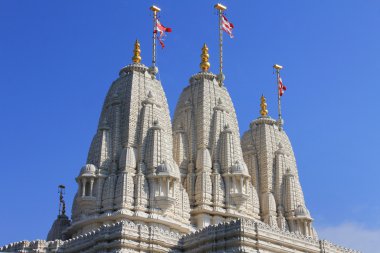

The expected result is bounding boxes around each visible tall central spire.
[173,45,260,229]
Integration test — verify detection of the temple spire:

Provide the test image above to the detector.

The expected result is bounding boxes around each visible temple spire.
[132,40,142,64]
[200,43,210,72]
[260,95,268,117]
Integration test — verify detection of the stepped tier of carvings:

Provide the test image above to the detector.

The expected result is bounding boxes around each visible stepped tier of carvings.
[182,219,359,253]
[69,61,191,239]
[1,219,358,253]
[172,71,260,229]
[241,116,317,238]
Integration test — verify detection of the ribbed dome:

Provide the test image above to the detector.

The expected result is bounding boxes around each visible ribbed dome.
[156,161,178,176]
[295,205,311,218]
[231,161,249,175]
[46,215,70,241]
[79,164,96,176]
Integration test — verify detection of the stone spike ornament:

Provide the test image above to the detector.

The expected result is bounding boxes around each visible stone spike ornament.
[260,95,268,117]
[173,44,260,229]
[132,39,142,63]
[200,43,210,72]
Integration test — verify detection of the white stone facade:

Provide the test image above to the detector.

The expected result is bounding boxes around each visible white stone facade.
[68,62,192,240]
[241,117,316,237]
[172,71,260,229]
[0,53,357,252]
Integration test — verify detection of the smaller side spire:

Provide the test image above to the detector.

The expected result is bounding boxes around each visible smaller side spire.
[260,95,269,117]
[132,40,142,63]
[200,43,210,72]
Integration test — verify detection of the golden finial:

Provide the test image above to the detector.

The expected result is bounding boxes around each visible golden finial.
[132,40,142,63]
[150,5,161,12]
[214,3,227,11]
[200,43,210,72]
[260,95,268,117]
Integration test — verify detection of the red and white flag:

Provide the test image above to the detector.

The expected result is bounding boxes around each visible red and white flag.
[154,19,172,48]
[278,77,287,96]
[222,14,234,38]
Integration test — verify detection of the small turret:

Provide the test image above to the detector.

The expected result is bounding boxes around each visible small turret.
[261,192,278,227]
[99,119,111,172]
[173,124,189,180]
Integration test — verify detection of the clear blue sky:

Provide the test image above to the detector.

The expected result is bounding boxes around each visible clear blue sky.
[0,1,379,251]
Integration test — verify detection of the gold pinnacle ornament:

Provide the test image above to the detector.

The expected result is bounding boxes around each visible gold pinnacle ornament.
[132,40,142,63]
[214,3,227,11]
[260,95,268,117]
[149,5,161,12]
[200,43,210,72]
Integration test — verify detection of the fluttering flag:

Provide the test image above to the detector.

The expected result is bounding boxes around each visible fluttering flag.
[154,19,172,48]
[221,14,234,38]
[278,77,287,96]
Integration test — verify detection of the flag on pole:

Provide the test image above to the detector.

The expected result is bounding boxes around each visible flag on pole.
[154,19,172,48]
[278,77,287,96]
[221,14,234,38]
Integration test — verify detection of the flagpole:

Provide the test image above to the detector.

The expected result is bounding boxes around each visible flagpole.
[273,64,283,129]
[150,5,160,75]
[214,3,227,86]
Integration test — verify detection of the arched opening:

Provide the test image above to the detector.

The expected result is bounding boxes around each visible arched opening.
[85,181,91,196]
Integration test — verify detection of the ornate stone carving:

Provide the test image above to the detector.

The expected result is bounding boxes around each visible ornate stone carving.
[172,66,260,228]
[1,43,356,253]
[241,114,317,238]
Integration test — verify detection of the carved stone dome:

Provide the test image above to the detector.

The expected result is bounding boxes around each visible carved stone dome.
[231,161,249,175]
[295,205,311,218]
[79,164,96,176]
[156,161,176,175]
